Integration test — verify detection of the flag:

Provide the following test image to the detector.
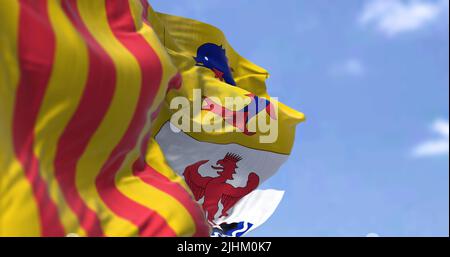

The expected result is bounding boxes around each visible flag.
[0,0,209,237]
[1,0,304,237]
[145,10,305,234]
[211,189,285,237]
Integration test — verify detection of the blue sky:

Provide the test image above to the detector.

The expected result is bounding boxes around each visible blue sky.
[151,0,449,236]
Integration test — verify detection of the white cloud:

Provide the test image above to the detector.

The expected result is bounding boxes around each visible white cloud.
[366,232,380,237]
[330,58,365,77]
[359,0,448,36]
[412,119,449,157]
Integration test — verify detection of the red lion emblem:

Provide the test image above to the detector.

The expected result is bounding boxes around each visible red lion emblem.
[183,153,260,222]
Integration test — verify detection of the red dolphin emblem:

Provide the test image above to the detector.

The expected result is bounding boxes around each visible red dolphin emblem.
[183,153,260,222]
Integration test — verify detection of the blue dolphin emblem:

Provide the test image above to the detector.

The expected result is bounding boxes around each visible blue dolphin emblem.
[194,43,236,86]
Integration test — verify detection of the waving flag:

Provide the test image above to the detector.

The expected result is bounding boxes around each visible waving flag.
[0,0,209,237]
[145,11,305,234]
[1,0,304,237]
[211,189,285,237]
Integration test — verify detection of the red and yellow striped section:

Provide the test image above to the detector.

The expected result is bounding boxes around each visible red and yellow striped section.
[0,0,209,237]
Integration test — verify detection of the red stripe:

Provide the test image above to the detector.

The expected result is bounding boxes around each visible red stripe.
[168,73,183,92]
[94,0,175,237]
[135,1,209,235]
[13,0,65,236]
[135,2,209,236]
[51,0,119,237]
[133,133,211,237]
[139,0,149,24]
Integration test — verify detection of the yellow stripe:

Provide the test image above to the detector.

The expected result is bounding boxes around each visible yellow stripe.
[0,0,41,236]
[145,138,193,194]
[114,0,196,236]
[75,0,140,236]
[77,0,194,236]
[78,0,196,236]
[31,0,91,236]
[128,0,192,193]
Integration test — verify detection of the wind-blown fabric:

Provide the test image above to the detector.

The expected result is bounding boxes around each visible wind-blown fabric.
[0,0,209,237]
[145,10,305,231]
